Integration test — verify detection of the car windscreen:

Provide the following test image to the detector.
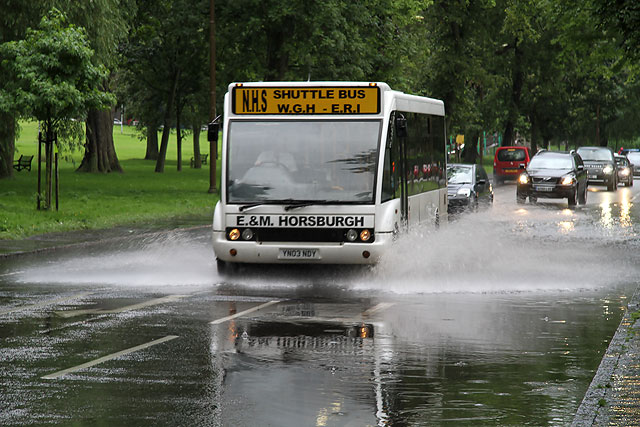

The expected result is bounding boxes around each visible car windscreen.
[497,148,526,162]
[447,165,473,184]
[227,120,381,204]
[626,152,640,164]
[576,148,613,161]
[615,157,629,166]
[528,156,573,169]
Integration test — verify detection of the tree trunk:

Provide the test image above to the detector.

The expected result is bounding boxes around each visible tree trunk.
[155,70,180,173]
[176,106,182,172]
[192,124,202,169]
[0,113,16,179]
[77,109,123,173]
[530,113,539,154]
[145,124,159,160]
[503,42,524,147]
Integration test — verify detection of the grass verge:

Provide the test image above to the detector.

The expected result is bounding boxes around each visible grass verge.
[0,122,219,240]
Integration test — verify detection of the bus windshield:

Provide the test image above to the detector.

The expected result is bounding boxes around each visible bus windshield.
[227,120,381,204]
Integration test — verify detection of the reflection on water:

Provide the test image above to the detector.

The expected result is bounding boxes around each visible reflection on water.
[210,290,631,426]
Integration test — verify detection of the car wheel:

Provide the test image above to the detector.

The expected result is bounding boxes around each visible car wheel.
[516,192,526,204]
[529,195,537,204]
[578,183,587,205]
[607,179,615,191]
[568,188,577,207]
[630,179,634,187]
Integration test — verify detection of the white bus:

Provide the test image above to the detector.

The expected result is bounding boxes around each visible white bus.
[212,82,446,270]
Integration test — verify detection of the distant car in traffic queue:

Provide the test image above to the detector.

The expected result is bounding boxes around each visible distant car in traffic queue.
[516,150,588,207]
[614,154,634,187]
[576,146,618,191]
[625,151,640,176]
[493,146,531,185]
[447,163,493,213]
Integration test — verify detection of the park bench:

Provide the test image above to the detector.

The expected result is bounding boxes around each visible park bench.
[13,155,34,172]
[190,153,208,168]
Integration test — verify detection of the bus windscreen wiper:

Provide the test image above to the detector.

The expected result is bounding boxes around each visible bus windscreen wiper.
[238,203,265,212]
[283,199,345,211]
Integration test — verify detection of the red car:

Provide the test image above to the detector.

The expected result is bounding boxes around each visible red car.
[493,146,531,185]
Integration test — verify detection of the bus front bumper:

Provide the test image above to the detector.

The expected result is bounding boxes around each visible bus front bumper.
[212,231,393,265]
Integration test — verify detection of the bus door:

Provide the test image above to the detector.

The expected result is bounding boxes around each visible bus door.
[395,113,409,227]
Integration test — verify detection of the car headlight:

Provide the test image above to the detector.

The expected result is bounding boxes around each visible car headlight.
[620,168,630,176]
[518,173,530,185]
[456,188,471,197]
[603,165,613,174]
[561,174,575,185]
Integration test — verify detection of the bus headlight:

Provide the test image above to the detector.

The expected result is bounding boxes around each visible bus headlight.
[241,228,254,240]
[346,229,358,242]
[360,229,371,242]
[228,228,240,241]
[603,165,613,174]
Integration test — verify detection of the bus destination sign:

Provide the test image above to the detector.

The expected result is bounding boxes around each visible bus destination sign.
[232,86,380,115]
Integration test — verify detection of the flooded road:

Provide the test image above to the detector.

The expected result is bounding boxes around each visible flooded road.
[1,182,639,425]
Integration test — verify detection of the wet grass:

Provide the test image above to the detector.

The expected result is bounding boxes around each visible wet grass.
[1,122,219,239]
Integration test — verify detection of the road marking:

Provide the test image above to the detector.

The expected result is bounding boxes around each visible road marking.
[55,294,188,318]
[41,335,179,380]
[210,300,281,325]
[0,292,93,316]
[0,271,22,278]
[632,192,640,203]
[362,302,396,317]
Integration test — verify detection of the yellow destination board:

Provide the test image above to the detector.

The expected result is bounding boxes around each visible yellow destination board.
[232,86,380,115]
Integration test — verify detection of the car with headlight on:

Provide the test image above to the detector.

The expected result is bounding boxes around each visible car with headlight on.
[516,150,587,207]
[576,146,617,191]
[625,151,640,176]
[614,154,634,187]
[447,163,493,213]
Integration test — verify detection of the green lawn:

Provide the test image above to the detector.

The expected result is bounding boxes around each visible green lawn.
[0,121,220,239]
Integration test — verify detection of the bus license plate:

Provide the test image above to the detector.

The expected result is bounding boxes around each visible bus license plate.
[278,248,320,260]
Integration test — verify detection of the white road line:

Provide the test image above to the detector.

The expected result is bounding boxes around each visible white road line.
[632,192,640,203]
[362,302,396,317]
[41,335,179,380]
[210,300,281,325]
[0,271,22,278]
[0,292,93,316]
[55,294,188,318]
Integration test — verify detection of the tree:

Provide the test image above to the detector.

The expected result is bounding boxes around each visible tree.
[0,9,114,206]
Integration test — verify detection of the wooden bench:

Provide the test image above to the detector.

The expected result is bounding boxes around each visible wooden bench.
[190,153,208,168]
[13,155,34,172]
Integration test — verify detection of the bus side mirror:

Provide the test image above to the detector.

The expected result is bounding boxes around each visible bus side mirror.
[208,122,219,143]
[395,114,408,138]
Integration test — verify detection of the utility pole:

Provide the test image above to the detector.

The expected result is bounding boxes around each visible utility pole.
[208,0,217,193]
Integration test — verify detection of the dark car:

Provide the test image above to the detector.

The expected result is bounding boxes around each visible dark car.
[447,163,493,212]
[493,146,531,185]
[516,150,588,207]
[625,151,640,176]
[576,146,617,191]
[614,154,634,187]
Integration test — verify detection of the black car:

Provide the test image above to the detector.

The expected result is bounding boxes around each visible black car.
[625,151,640,176]
[614,154,634,187]
[576,146,617,191]
[447,163,493,212]
[516,150,588,207]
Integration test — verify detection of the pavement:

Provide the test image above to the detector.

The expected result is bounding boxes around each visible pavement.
[573,285,640,426]
[2,224,640,424]
[0,217,211,258]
